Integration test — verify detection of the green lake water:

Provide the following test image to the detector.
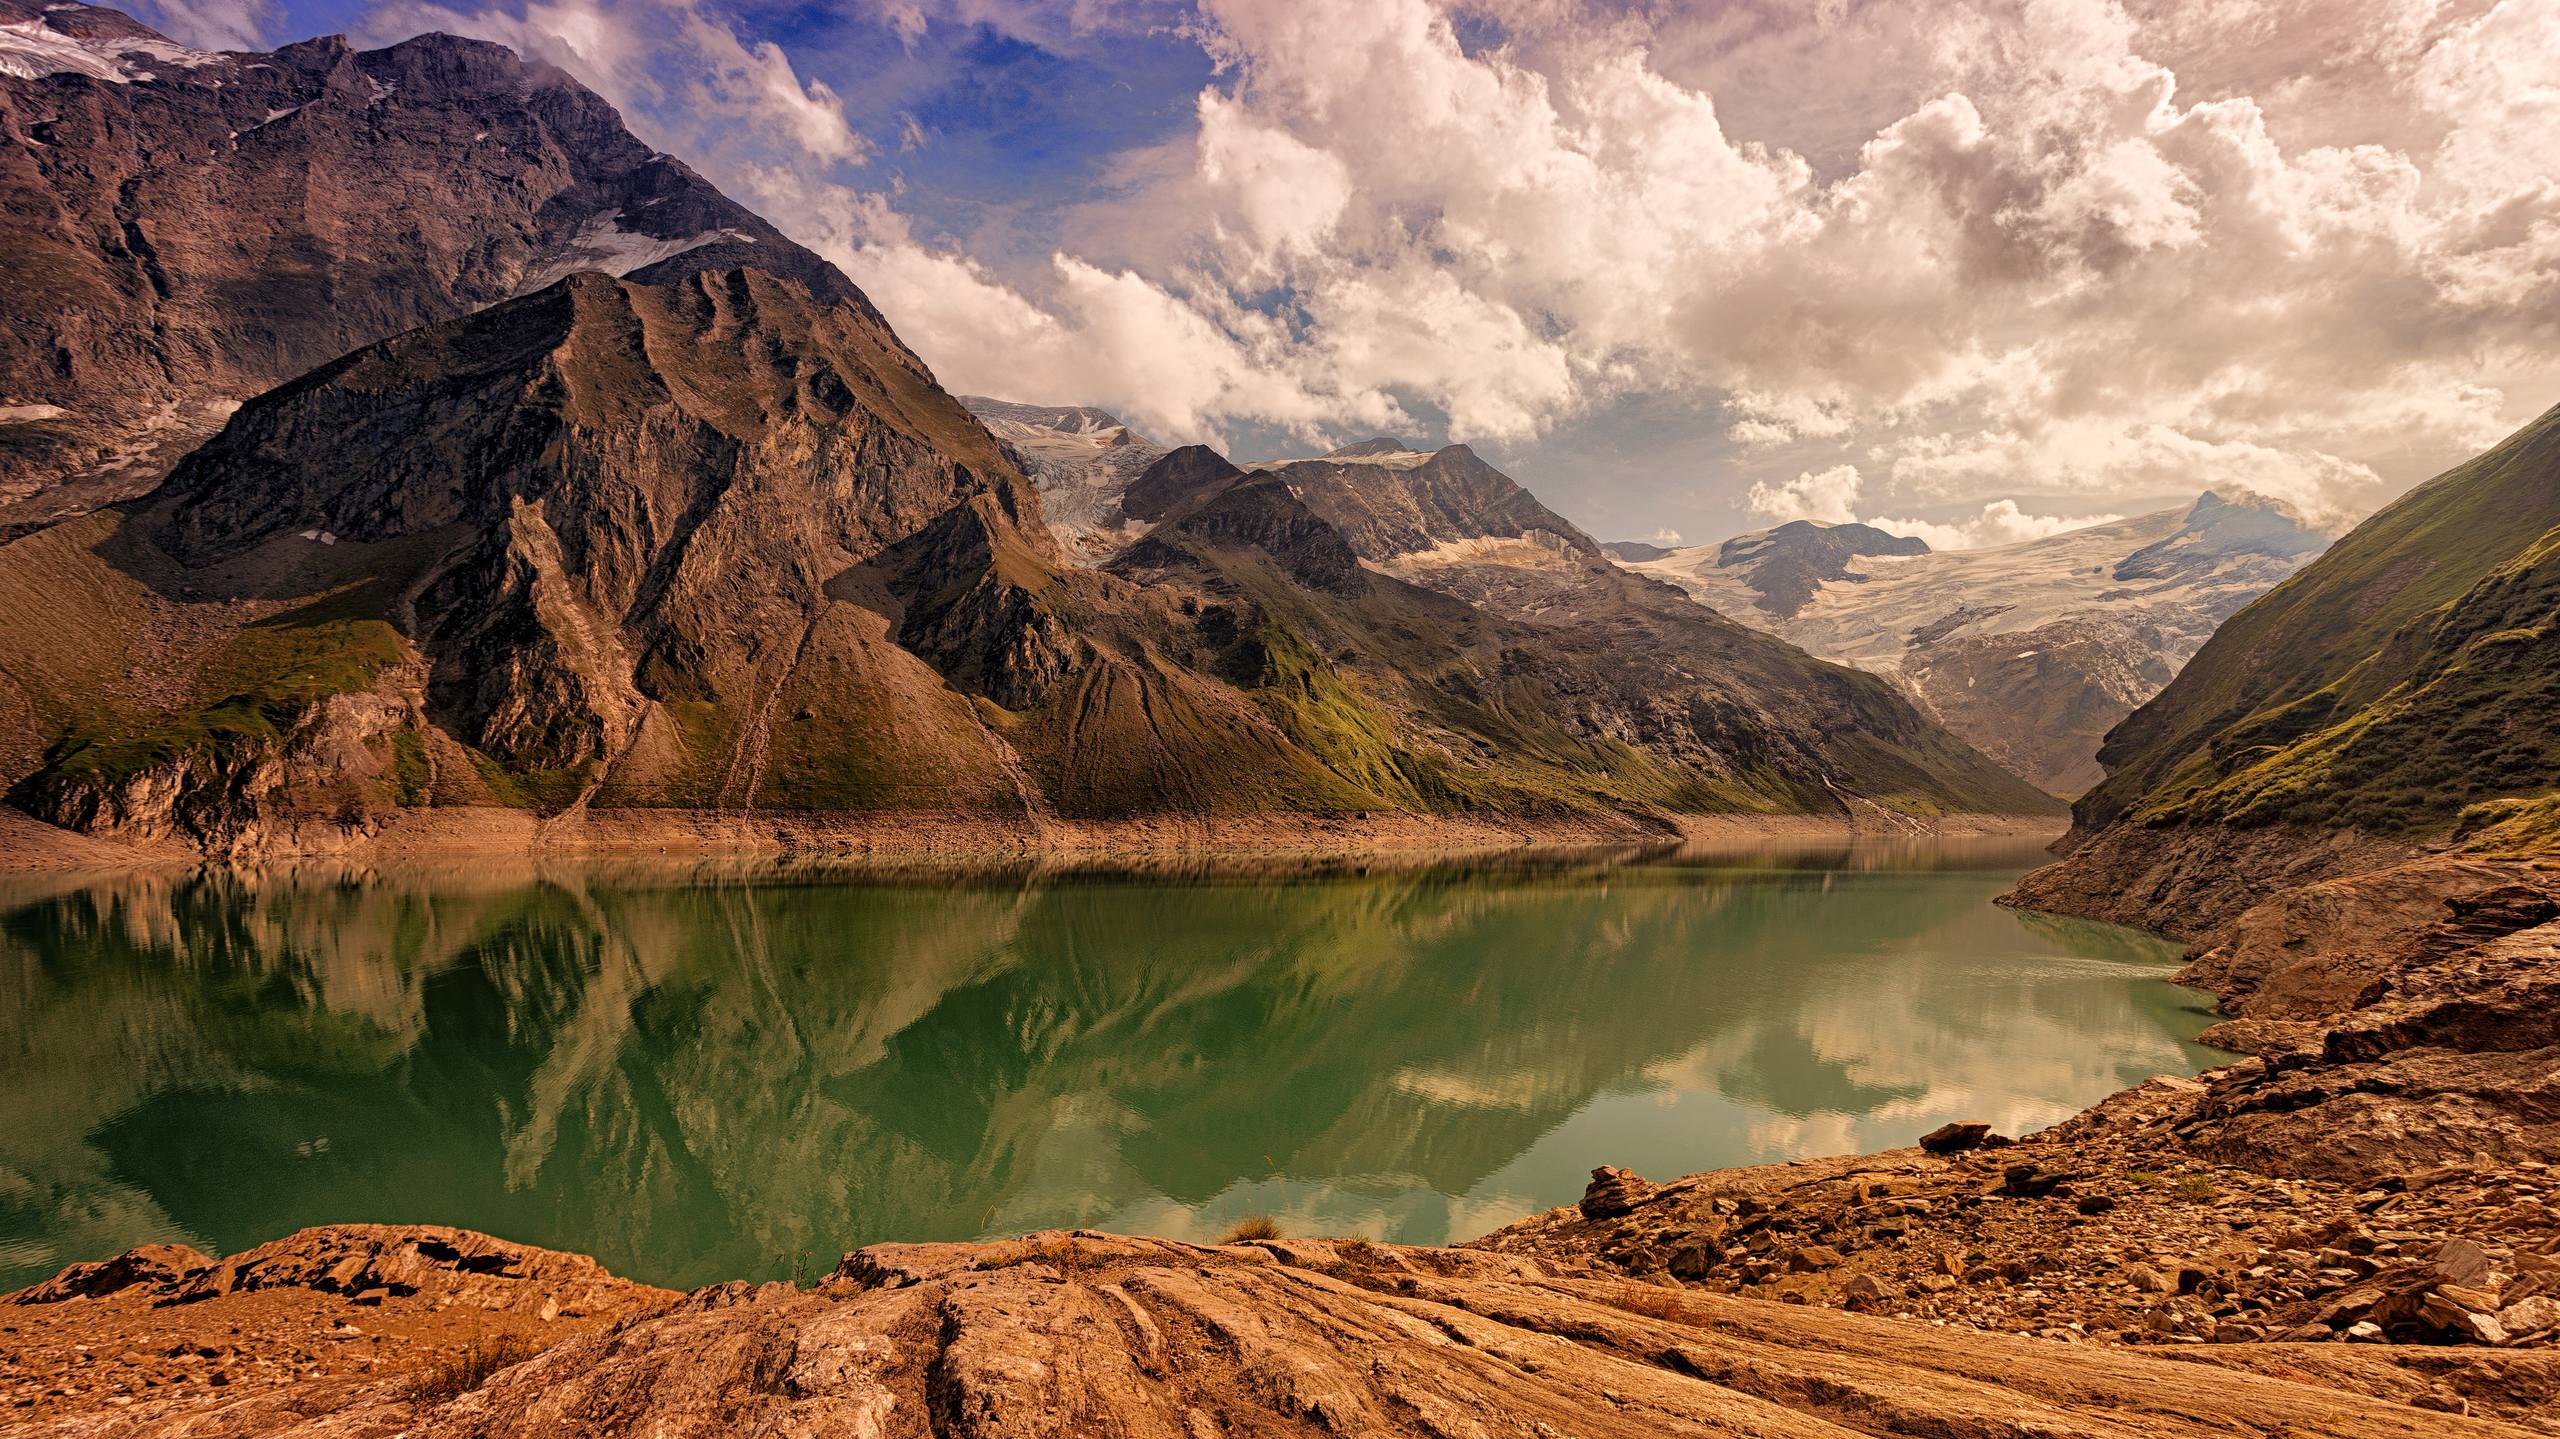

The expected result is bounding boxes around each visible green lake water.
[0,839,2223,1292]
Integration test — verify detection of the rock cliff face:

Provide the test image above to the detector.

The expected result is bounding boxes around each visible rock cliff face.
[1,266,1068,849]
[1636,494,2328,796]
[0,0,851,522]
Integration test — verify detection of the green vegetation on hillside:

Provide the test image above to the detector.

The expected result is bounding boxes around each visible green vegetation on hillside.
[21,602,407,800]
[2080,402,2560,848]
[2139,525,2559,835]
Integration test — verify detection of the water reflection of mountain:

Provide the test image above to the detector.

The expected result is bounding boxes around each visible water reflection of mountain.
[0,846,2206,1291]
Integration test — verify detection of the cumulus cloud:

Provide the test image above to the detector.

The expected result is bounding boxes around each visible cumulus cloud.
[352,0,2560,522]
[1865,499,2124,551]
[359,0,864,165]
[1746,465,1865,524]
[134,0,281,50]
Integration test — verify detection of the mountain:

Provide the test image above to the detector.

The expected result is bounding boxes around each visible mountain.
[0,273,2052,856]
[2009,404,2560,935]
[1633,494,2328,795]
[959,396,1165,557]
[1599,540,1674,563]
[0,10,2056,857]
[1203,444,2058,820]
[1709,520,1932,618]
[0,0,852,525]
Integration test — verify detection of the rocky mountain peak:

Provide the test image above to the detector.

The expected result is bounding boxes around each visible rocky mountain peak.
[2113,489,2326,584]
[1273,443,1599,564]
[959,397,1146,445]
[1123,444,1248,523]
[1712,519,1930,618]
[1601,540,1676,563]
[0,3,865,521]
[1325,436,1418,458]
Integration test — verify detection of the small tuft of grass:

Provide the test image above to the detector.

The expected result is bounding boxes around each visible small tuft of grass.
[405,1332,542,1406]
[1221,1215,1284,1245]
[1335,1237,1387,1268]
[2126,1169,2164,1190]
[980,1237,1100,1274]
[2173,1175,2218,1202]
[1596,1285,1699,1323]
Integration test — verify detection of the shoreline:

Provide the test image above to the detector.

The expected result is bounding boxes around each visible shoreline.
[6,837,2556,1432]
[0,802,2065,873]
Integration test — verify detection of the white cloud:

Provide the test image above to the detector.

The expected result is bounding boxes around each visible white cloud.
[1746,464,1864,524]
[1864,499,2123,551]
[1645,526,1682,545]
[133,0,280,50]
[350,0,2560,526]
[359,0,863,165]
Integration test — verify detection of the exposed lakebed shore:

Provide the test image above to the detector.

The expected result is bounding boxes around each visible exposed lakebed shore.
[5,837,2556,1436]
[0,802,2061,872]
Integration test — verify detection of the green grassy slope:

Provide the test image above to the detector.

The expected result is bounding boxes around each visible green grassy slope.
[2077,402,2560,845]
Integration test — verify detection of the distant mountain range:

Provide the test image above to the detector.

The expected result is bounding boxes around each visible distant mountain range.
[965,400,2334,801]
[0,7,2056,859]
[1631,496,2328,794]
[959,397,1165,557]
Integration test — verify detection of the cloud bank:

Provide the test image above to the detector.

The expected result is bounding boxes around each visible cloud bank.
[349,0,2560,530]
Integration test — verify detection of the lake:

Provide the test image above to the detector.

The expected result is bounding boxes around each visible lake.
[0,839,2222,1292]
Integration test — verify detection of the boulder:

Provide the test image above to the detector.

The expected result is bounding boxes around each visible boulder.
[1919,1121,2007,1154]
[7,1243,211,1304]
[2434,1238,2493,1288]
[1578,1166,1658,1221]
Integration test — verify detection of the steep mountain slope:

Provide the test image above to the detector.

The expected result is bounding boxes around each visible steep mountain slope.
[1636,495,2327,794]
[0,268,1066,847]
[959,396,1165,557]
[0,268,2051,858]
[1227,445,2059,820]
[2010,403,2560,934]
[0,0,851,523]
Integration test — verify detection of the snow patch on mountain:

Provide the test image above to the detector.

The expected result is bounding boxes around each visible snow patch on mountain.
[959,395,1168,560]
[516,214,755,294]
[1634,493,2328,794]
[0,16,212,81]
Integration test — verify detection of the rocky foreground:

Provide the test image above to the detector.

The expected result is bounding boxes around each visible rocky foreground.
[3,1221,2549,1438]
[7,851,2556,1435]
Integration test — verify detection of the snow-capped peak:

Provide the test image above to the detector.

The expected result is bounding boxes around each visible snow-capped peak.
[0,16,215,83]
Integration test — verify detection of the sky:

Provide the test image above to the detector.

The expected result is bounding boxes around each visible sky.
[126,0,2560,548]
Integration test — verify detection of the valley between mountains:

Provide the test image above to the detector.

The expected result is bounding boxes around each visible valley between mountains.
[4,3,2560,1437]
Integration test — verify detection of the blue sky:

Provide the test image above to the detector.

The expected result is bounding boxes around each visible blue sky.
[123,0,2560,550]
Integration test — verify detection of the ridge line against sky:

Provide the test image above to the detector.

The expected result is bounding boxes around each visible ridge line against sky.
[130,0,2560,547]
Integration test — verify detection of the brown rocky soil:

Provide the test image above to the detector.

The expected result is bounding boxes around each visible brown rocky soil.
[2000,820,2418,943]
[9,1224,2547,1437]
[1,1227,670,1428]
[0,802,2058,872]
[1481,851,2560,1429]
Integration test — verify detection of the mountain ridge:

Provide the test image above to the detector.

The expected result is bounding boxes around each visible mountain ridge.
[0,279,2056,860]
[0,0,862,523]
[1633,494,2328,794]
[2007,402,2560,936]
